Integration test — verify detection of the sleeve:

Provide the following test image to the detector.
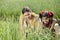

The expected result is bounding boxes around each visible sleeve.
[19,15,28,33]
[19,15,24,33]
[34,18,43,33]
[50,18,57,29]
[55,23,59,27]
[54,23,60,34]
[18,15,26,39]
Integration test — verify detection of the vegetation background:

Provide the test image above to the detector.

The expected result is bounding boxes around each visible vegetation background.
[0,0,60,40]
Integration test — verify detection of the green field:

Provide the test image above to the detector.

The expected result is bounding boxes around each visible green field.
[0,0,60,40]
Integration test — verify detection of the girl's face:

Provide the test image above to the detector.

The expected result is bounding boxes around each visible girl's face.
[41,17,50,24]
[24,12,31,20]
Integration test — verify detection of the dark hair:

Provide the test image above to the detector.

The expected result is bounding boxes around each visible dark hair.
[39,11,53,18]
[22,7,31,14]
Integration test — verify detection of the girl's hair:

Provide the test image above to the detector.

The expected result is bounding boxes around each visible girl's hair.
[39,10,53,18]
[22,7,31,14]
[39,10,54,23]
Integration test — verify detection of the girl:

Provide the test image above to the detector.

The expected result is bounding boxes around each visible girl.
[39,10,56,37]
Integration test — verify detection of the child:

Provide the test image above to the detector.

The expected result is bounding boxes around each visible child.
[39,10,56,37]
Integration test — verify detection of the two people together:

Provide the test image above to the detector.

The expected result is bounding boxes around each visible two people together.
[19,7,59,37]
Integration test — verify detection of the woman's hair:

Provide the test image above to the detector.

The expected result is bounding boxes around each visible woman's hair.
[39,10,53,18]
[22,7,31,14]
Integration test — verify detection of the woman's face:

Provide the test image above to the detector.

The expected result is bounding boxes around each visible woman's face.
[41,17,50,24]
[24,12,31,20]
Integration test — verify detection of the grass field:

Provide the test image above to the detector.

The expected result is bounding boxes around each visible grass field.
[0,0,60,40]
[0,0,60,19]
[0,17,60,40]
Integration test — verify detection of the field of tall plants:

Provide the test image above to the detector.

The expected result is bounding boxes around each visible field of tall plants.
[0,0,60,40]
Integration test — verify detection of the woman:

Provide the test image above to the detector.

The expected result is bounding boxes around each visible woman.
[19,7,38,38]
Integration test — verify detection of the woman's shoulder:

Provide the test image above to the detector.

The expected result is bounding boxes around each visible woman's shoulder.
[31,12,39,17]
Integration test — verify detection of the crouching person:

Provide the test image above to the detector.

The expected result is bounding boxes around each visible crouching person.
[19,7,38,39]
[38,10,57,37]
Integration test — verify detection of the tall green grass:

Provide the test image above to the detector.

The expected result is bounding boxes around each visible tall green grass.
[0,16,57,40]
[0,17,60,40]
[0,17,20,40]
[0,0,60,40]
[0,0,60,19]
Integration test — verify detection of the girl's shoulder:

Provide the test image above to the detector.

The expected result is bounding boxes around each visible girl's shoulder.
[53,18,57,22]
[53,18,60,27]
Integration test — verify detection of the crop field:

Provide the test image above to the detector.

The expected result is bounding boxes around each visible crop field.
[0,0,60,40]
